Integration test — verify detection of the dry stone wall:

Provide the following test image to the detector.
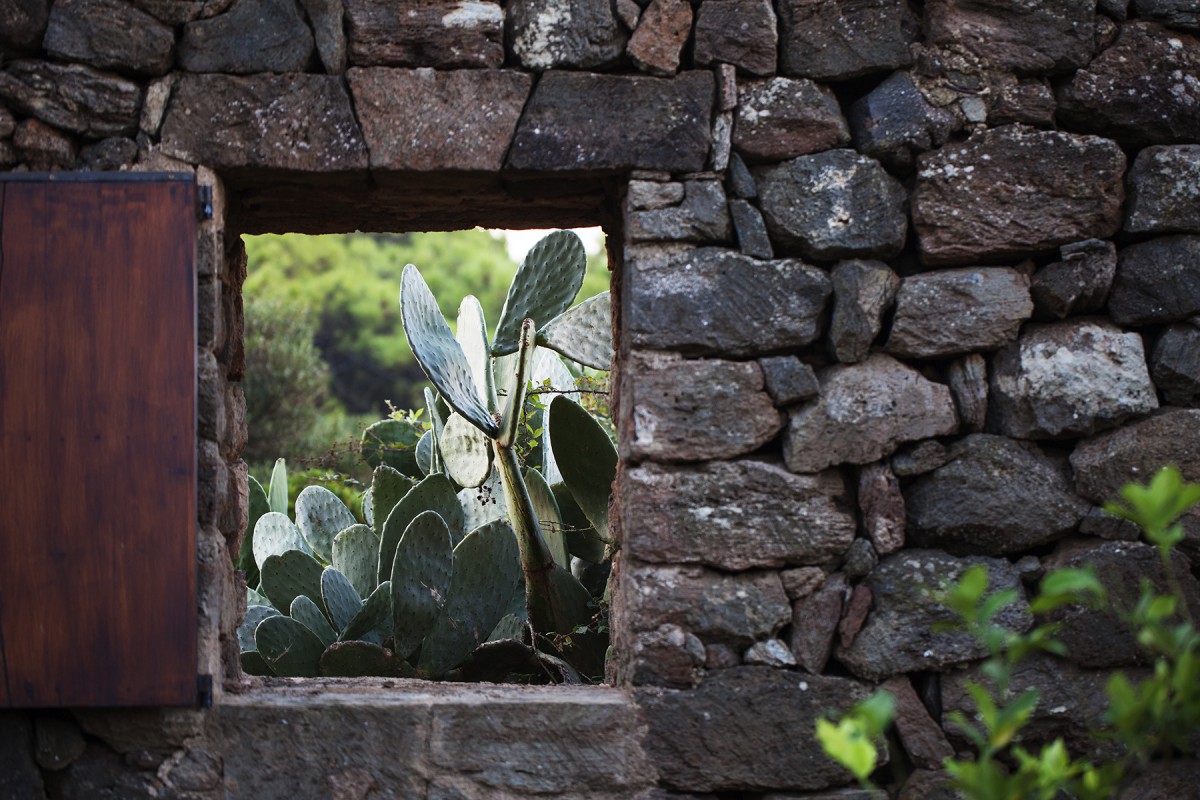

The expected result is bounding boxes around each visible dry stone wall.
[2,0,1200,798]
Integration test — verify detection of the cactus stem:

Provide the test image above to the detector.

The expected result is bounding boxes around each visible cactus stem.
[497,319,536,449]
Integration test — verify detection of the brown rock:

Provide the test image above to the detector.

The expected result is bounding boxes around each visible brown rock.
[829,259,900,364]
[693,0,777,75]
[783,354,959,473]
[892,439,953,477]
[34,715,86,772]
[733,77,850,163]
[505,0,625,70]
[0,0,50,53]
[759,356,819,406]
[777,0,913,80]
[1070,409,1200,504]
[913,125,1126,265]
[925,0,1096,73]
[882,675,954,770]
[346,0,504,68]
[837,584,872,648]
[160,73,367,171]
[131,0,234,25]
[0,105,13,138]
[858,462,905,555]
[300,0,348,73]
[348,68,530,171]
[1125,145,1200,235]
[78,136,138,170]
[898,770,963,800]
[780,566,826,599]
[789,572,846,672]
[989,75,1057,127]
[628,0,692,76]
[1109,235,1200,326]
[0,60,141,138]
[626,624,707,688]
[621,351,782,462]
[1133,0,1200,32]
[1058,22,1200,147]
[622,461,856,570]
[1030,238,1117,319]
[13,118,76,169]
[1118,762,1200,800]
[849,71,960,173]
[179,0,314,74]
[947,354,987,433]
[885,267,1032,358]
[508,71,714,173]
[44,0,175,75]
[627,179,733,243]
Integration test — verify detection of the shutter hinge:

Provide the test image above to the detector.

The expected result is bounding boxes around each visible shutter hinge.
[196,674,213,708]
[196,185,213,221]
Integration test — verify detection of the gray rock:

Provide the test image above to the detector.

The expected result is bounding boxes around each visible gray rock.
[1108,235,1200,326]
[1031,238,1117,320]
[506,0,626,69]
[1125,145,1200,235]
[703,643,740,670]
[1079,506,1141,541]
[784,354,959,473]
[626,246,831,356]
[625,624,706,688]
[777,0,912,80]
[627,179,733,243]
[780,566,826,599]
[508,71,713,173]
[0,104,13,138]
[621,563,791,648]
[628,0,692,76]
[628,179,685,210]
[160,74,367,171]
[729,199,774,259]
[348,68,530,171]
[77,136,138,170]
[829,259,900,364]
[1071,409,1200,503]
[892,439,953,476]
[989,75,1057,127]
[1132,0,1200,32]
[898,769,963,800]
[636,667,876,792]
[849,71,959,172]
[0,0,49,53]
[885,268,1033,358]
[913,125,1126,265]
[743,639,797,667]
[0,713,45,798]
[1152,324,1200,405]
[300,0,347,73]
[693,0,777,75]
[138,75,174,137]
[755,150,908,261]
[130,0,235,25]
[1057,22,1200,147]
[759,356,819,406]
[621,351,782,462]
[621,461,856,570]
[836,549,1033,681]
[841,538,878,580]
[179,0,314,74]
[905,434,1089,554]
[40,744,155,798]
[34,716,86,772]
[947,354,988,432]
[43,0,174,75]
[0,60,141,137]
[346,0,504,68]
[1118,762,1200,800]
[733,77,850,163]
[925,0,1096,73]
[789,572,847,672]
[859,461,905,555]
[988,320,1158,439]
[726,151,757,199]
[14,118,76,169]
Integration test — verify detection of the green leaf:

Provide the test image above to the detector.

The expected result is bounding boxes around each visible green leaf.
[492,230,586,355]
[1030,568,1107,614]
[815,716,879,782]
[538,292,614,370]
[549,395,617,543]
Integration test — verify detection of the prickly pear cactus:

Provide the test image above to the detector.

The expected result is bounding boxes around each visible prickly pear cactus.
[378,474,463,583]
[267,458,289,515]
[491,230,586,355]
[321,567,363,633]
[538,292,613,370]
[390,510,453,660]
[320,641,413,678]
[332,524,379,600]
[252,511,312,571]
[290,595,337,648]
[255,615,325,677]
[340,581,391,643]
[370,465,415,529]
[260,550,325,613]
[525,466,569,569]
[361,417,424,477]
[238,604,280,652]
[238,476,270,589]
[295,486,357,563]
[549,395,617,544]
[440,413,492,489]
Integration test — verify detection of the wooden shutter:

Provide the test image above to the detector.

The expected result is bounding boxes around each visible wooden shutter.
[0,174,198,707]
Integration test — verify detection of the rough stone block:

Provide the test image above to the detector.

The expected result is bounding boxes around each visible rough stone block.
[13,118,76,170]
[0,60,141,138]
[989,75,1057,127]
[1057,22,1200,147]
[858,461,905,555]
[1070,409,1200,504]
[301,0,348,73]
[624,623,707,688]
[726,151,757,199]
[777,0,912,80]
[627,179,732,243]
[77,136,137,171]
[636,667,875,792]
[947,353,988,433]
[346,0,504,69]
[505,0,625,70]
[693,0,777,75]
[44,0,174,75]
[780,566,825,599]
[912,125,1125,265]
[179,0,314,73]
[348,68,530,171]
[829,259,899,364]
[1109,235,1200,326]
[784,354,959,473]
[508,71,713,173]
[0,713,45,798]
[0,0,50,53]
[160,73,367,171]
[733,77,849,162]
[628,0,692,76]
[1132,0,1200,31]
[626,246,831,356]
[881,675,954,770]
[1030,238,1117,320]
[34,715,86,772]
[848,71,958,172]
[1152,323,1200,406]
[728,199,773,259]
[1125,145,1200,235]
[905,434,1089,555]
[621,460,856,570]
[925,0,1096,72]
[628,179,685,210]
[836,549,1032,681]
[131,0,236,26]
[988,320,1158,439]
[755,150,908,262]
[789,572,846,672]
[759,355,819,406]
[892,439,953,477]
[885,268,1033,358]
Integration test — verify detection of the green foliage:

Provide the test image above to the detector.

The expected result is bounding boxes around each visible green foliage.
[816,692,895,784]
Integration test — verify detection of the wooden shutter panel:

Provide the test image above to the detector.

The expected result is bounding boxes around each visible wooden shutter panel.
[0,174,198,707]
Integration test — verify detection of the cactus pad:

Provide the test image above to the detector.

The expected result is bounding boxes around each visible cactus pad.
[238,604,280,652]
[321,567,363,633]
[552,483,606,563]
[247,585,273,609]
[255,614,325,677]
[240,650,273,677]
[361,418,423,478]
[267,458,288,515]
[538,292,614,370]
[331,524,379,600]
[295,485,357,564]
[238,475,270,588]
[341,580,392,642]
[440,413,493,489]
[458,476,506,533]
[492,230,586,355]
[252,512,312,571]
[390,510,454,659]
[319,641,414,678]
[416,430,435,476]
[371,465,415,530]
[525,466,569,569]
[260,550,325,613]
[487,614,526,643]
[549,395,617,544]
[456,295,497,411]
[378,474,463,582]
[290,595,337,648]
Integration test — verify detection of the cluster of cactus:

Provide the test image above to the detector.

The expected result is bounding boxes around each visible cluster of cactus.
[236,231,617,681]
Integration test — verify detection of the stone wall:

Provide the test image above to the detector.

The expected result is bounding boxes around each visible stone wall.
[2,0,1200,797]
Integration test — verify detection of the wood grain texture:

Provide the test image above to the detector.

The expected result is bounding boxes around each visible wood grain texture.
[0,176,197,707]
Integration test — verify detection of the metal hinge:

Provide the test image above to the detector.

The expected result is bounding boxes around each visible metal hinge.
[197,674,213,708]
[196,185,213,221]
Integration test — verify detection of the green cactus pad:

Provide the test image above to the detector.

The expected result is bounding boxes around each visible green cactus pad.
[331,524,379,600]
[361,488,374,527]
[319,641,415,678]
[416,430,434,476]
[487,613,526,643]
[247,585,273,609]
[549,395,616,544]
[295,486,357,564]
[255,614,325,678]
[424,387,447,475]
[267,458,288,515]
[252,512,312,571]
[418,519,522,677]
[290,595,338,648]
[259,550,325,614]
[340,580,392,642]
[240,650,274,677]
[538,292,614,370]
[456,295,498,412]
[542,564,606,680]
[449,639,546,683]
[440,413,493,489]
[237,475,270,588]
[321,567,363,633]
[361,418,423,478]
[371,465,415,530]
[238,605,281,652]
[401,264,499,438]
[552,483,606,563]
[390,510,454,660]
[458,479,506,533]
[525,466,569,569]
[378,474,463,582]
[492,230,586,356]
